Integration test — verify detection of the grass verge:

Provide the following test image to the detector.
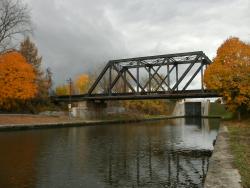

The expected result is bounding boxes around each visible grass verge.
[209,103,233,120]
[227,119,250,188]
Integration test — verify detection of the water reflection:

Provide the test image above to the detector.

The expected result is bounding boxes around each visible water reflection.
[0,118,219,188]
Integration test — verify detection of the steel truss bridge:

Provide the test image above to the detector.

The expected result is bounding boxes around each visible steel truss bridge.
[53,51,220,102]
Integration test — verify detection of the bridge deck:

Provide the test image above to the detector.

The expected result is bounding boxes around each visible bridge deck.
[52,90,220,102]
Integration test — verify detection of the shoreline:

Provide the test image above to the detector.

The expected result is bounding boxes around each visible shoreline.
[0,114,221,131]
[204,123,242,188]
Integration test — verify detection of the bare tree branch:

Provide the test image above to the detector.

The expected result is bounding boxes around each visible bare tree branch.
[0,0,32,52]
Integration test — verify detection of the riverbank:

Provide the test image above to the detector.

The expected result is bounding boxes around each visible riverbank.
[205,119,250,188]
[0,114,71,125]
[0,114,172,131]
[227,119,250,188]
[0,114,220,131]
[204,124,242,188]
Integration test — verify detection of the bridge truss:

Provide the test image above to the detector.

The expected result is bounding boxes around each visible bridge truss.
[54,51,220,102]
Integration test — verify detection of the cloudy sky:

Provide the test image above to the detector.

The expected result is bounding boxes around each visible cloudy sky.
[24,0,250,85]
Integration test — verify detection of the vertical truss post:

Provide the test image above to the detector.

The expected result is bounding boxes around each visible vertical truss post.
[108,65,112,95]
[137,62,139,93]
[175,64,178,91]
[167,64,170,91]
[123,71,127,93]
[126,69,145,93]
[148,66,151,92]
[201,62,204,92]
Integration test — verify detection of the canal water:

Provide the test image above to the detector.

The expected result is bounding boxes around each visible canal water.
[0,118,219,188]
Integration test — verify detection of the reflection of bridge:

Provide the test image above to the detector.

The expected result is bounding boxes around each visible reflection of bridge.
[53,51,220,102]
[106,142,211,187]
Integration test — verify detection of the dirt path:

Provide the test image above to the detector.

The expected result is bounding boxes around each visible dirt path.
[0,114,71,125]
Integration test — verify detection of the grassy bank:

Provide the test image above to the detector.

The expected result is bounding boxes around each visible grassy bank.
[227,119,250,188]
[209,103,233,119]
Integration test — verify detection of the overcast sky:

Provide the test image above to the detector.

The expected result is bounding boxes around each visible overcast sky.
[24,0,250,85]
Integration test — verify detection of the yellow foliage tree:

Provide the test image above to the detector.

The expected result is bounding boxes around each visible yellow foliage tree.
[204,37,250,115]
[55,84,69,96]
[0,51,37,110]
[122,100,172,115]
[74,74,90,94]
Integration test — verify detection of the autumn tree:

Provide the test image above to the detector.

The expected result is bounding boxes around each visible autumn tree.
[20,37,51,99]
[0,51,37,110]
[55,84,69,96]
[204,37,250,118]
[0,0,32,52]
[122,100,171,115]
[74,74,90,94]
[45,67,53,95]
[20,37,42,76]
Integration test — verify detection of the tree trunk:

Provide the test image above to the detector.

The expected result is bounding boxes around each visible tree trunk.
[237,110,241,121]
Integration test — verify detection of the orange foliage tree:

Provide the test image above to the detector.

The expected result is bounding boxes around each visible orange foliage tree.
[204,37,250,115]
[0,51,37,110]
[74,74,90,94]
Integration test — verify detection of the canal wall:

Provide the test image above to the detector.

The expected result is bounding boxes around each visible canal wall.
[204,124,242,188]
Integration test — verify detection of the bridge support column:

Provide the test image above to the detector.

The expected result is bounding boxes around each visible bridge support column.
[85,100,107,119]
[71,100,126,119]
[71,100,107,119]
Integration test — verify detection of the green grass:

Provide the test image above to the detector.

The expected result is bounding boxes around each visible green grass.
[227,119,250,188]
[209,103,233,119]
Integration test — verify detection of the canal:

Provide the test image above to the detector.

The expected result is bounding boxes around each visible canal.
[0,118,219,188]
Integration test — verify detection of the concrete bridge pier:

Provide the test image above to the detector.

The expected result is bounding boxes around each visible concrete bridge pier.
[86,100,108,119]
[71,100,107,119]
[71,100,125,119]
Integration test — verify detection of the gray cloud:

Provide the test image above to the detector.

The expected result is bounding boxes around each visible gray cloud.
[24,0,250,85]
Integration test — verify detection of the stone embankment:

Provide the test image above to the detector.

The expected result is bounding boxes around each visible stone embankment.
[204,125,242,188]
